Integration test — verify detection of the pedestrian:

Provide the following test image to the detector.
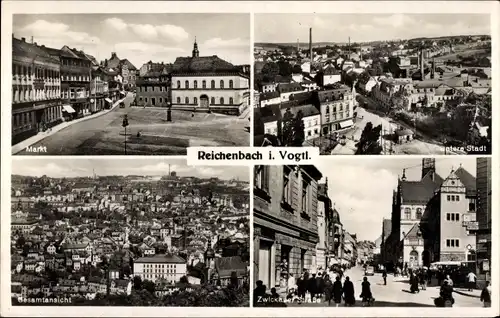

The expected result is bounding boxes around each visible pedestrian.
[308,273,317,300]
[480,281,491,307]
[316,272,325,300]
[410,272,419,293]
[419,270,427,290]
[332,276,343,307]
[360,277,373,307]
[439,280,454,307]
[324,275,333,306]
[466,271,477,291]
[382,268,388,285]
[343,276,355,307]
[297,273,305,299]
[444,274,454,287]
[253,280,265,307]
[427,267,433,286]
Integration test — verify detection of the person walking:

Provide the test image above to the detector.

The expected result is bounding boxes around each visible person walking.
[332,276,343,307]
[419,270,427,290]
[444,274,454,287]
[324,275,333,306]
[382,268,388,285]
[466,271,477,291]
[297,273,306,299]
[287,273,296,296]
[360,277,373,307]
[308,273,317,300]
[480,281,491,307]
[343,276,356,307]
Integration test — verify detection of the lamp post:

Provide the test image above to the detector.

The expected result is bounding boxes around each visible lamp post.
[122,114,129,155]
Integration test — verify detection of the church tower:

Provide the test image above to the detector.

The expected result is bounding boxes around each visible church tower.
[192,37,200,58]
[422,158,436,179]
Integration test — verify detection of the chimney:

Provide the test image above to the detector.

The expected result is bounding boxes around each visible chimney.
[432,57,435,79]
[21,37,26,42]
[309,28,313,63]
[34,42,37,46]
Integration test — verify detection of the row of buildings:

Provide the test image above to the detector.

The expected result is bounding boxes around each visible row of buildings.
[134,40,251,116]
[12,36,137,145]
[379,158,491,287]
[253,165,358,290]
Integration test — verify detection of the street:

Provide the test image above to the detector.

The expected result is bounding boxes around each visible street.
[282,266,483,307]
[16,93,250,155]
[330,94,456,155]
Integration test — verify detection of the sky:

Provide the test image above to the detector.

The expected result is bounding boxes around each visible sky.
[13,14,250,68]
[12,158,249,182]
[315,157,479,242]
[255,13,491,43]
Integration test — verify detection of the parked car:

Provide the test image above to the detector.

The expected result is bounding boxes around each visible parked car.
[365,266,375,276]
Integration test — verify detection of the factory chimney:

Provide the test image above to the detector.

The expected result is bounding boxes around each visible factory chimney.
[431,57,436,79]
[309,28,313,63]
[297,38,300,54]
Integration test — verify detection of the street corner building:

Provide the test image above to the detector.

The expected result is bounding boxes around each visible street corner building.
[381,158,492,288]
[253,165,323,290]
[164,39,251,116]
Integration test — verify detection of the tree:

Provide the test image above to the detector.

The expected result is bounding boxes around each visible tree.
[133,276,143,290]
[280,109,305,146]
[260,62,279,82]
[277,60,293,77]
[142,280,156,294]
[355,122,383,154]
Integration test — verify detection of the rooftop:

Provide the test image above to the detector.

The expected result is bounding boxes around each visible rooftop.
[171,55,239,74]
[135,254,186,264]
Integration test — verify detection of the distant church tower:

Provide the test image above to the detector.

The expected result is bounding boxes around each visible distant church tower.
[192,37,200,58]
[422,158,436,179]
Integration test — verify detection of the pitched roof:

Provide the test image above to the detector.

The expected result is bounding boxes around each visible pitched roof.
[281,104,320,118]
[171,56,238,74]
[120,59,137,70]
[454,166,476,196]
[277,82,303,94]
[400,173,442,205]
[135,254,186,264]
[12,38,59,64]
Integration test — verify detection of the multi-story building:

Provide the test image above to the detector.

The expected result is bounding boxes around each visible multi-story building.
[170,40,250,115]
[314,83,355,136]
[372,78,413,109]
[474,158,491,287]
[104,52,138,90]
[133,254,187,284]
[343,232,358,266]
[135,68,171,108]
[316,179,329,270]
[425,167,477,263]
[326,207,343,267]
[12,37,62,145]
[316,65,341,87]
[386,158,443,267]
[90,66,109,113]
[50,46,92,119]
[139,61,165,77]
[253,165,322,289]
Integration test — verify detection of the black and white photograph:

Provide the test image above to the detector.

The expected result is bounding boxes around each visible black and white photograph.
[10,158,250,306]
[253,14,492,155]
[11,13,251,155]
[253,158,492,307]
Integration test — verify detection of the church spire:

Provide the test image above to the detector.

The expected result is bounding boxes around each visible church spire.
[192,36,199,58]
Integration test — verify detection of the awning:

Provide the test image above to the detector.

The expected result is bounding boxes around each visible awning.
[339,119,354,129]
[105,98,113,103]
[62,105,76,113]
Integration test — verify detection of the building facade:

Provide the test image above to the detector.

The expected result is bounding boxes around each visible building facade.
[135,70,170,108]
[12,37,62,145]
[57,46,92,119]
[170,40,250,115]
[475,158,491,287]
[133,254,187,284]
[253,165,322,289]
[314,84,355,137]
[90,67,108,113]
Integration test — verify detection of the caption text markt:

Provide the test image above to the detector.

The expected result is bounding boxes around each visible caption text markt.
[198,150,311,162]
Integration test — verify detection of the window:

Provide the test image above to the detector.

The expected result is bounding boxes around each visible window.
[455,195,460,201]
[194,80,198,89]
[159,97,163,103]
[185,97,189,104]
[469,202,476,211]
[202,80,206,89]
[302,178,310,213]
[404,207,411,219]
[185,81,189,89]
[145,97,148,103]
[211,97,215,105]
[194,97,198,104]
[220,97,224,105]
[229,80,234,88]
[220,80,224,89]
[447,195,451,201]
[211,80,215,89]
[176,97,180,104]
[451,196,456,202]
[446,239,460,248]
[229,97,234,104]
[254,166,269,192]
[446,213,460,221]
[416,208,422,219]
[283,166,292,204]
